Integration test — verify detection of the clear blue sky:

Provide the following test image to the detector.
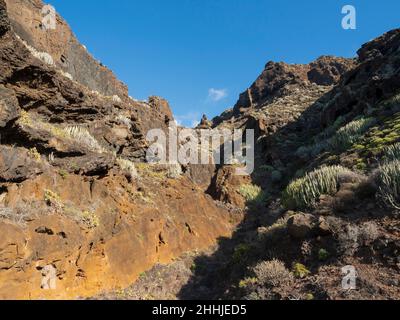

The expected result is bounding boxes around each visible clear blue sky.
[48,0,399,127]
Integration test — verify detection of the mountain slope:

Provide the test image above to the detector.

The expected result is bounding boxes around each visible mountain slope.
[183,28,400,300]
[113,29,400,301]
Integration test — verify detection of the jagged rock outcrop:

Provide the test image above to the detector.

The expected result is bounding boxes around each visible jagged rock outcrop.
[0,0,175,163]
[321,29,400,127]
[196,114,212,129]
[0,145,45,182]
[4,0,128,99]
[148,96,173,123]
[230,56,356,117]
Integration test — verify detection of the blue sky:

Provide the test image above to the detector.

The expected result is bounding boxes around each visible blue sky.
[48,0,400,127]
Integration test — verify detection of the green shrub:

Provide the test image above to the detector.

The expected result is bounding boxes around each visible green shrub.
[58,170,68,179]
[382,142,400,162]
[44,189,63,211]
[81,210,100,229]
[329,117,375,151]
[64,126,107,153]
[116,158,138,179]
[282,165,354,209]
[306,293,315,300]
[252,259,293,287]
[375,160,400,210]
[17,112,108,154]
[353,114,400,156]
[380,92,400,110]
[232,243,251,263]
[238,184,267,205]
[238,277,257,289]
[318,248,329,261]
[28,147,41,162]
[296,117,373,159]
[295,141,327,159]
[292,263,310,279]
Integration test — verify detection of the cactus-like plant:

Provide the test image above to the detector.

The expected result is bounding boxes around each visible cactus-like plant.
[64,126,107,153]
[329,117,375,151]
[382,142,400,162]
[376,160,400,210]
[282,165,354,209]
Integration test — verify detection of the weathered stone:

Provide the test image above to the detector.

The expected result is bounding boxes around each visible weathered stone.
[0,146,44,182]
[208,166,252,208]
[287,213,316,239]
[148,96,173,122]
[0,85,19,128]
[316,217,332,236]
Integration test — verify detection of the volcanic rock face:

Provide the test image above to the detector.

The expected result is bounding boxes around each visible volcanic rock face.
[4,0,128,98]
[321,30,400,127]
[0,0,240,299]
[230,56,356,116]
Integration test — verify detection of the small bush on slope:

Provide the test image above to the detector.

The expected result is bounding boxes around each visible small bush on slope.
[296,117,375,159]
[252,259,293,287]
[351,113,400,157]
[380,92,400,110]
[64,126,107,153]
[17,112,108,154]
[282,165,354,210]
[382,142,400,162]
[329,117,375,151]
[116,158,138,180]
[375,160,400,210]
[238,184,267,205]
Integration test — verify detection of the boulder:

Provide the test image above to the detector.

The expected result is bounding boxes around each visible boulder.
[0,146,44,182]
[287,213,316,239]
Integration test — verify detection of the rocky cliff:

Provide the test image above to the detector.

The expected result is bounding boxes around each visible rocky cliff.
[0,0,240,299]
[4,0,128,99]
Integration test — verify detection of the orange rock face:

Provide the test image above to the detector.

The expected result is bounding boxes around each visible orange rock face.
[0,171,240,299]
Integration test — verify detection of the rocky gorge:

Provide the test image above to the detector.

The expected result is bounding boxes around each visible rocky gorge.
[1,0,400,300]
